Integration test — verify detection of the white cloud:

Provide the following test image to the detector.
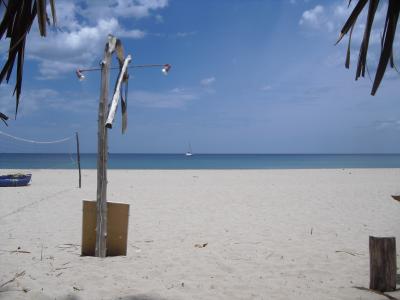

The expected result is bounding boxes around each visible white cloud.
[27,18,145,79]
[118,28,147,39]
[113,0,168,18]
[299,5,334,32]
[200,77,216,86]
[299,5,324,26]
[21,0,168,79]
[155,14,164,23]
[151,31,197,39]
[53,1,81,31]
[175,31,197,38]
[300,1,388,41]
[0,84,97,117]
[290,0,310,4]
[261,85,272,91]
[170,87,185,93]
[132,89,197,108]
[81,0,169,20]
[300,1,397,71]
[375,120,400,131]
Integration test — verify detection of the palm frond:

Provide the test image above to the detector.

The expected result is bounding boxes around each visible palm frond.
[355,0,379,80]
[338,0,400,95]
[0,0,56,118]
[371,0,400,95]
[0,111,8,126]
[49,0,56,25]
[345,24,355,68]
[336,0,368,45]
[36,0,46,36]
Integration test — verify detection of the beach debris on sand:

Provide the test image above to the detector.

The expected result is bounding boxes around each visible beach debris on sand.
[391,195,400,202]
[0,270,25,289]
[194,243,208,248]
[0,246,31,254]
[335,250,363,256]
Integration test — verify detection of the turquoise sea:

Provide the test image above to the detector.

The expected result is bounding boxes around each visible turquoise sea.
[1,153,400,169]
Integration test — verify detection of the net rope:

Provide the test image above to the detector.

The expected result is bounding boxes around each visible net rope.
[0,130,78,169]
[0,130,73,144]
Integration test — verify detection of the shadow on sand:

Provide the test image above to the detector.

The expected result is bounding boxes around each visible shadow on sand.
[0,292,167,300]
[117,295,167,300]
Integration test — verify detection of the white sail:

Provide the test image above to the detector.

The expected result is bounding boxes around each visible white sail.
[185,142,193,156]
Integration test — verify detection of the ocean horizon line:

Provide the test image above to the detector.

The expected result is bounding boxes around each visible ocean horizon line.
[2,152,400,155]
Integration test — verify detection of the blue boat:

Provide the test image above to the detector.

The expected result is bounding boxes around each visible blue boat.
[0,174,32,187]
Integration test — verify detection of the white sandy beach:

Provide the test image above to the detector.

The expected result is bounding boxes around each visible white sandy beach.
[1,169,400,299]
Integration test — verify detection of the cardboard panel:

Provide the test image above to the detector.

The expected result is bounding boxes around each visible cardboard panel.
[81,200,130,256]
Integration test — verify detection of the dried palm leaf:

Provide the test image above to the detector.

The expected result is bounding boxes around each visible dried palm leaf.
[36,0,47,37]
[345,24,355,68]
[49,0,57,25]
[371,0,400,95]
[389,51,394,68]
[355,0,379,80]
[336,0,368,45]
[0,112,8,126]
[380,28,398,73]
[0,0,56,118]
[338,0,400,95]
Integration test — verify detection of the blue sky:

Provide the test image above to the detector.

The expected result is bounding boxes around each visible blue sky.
[1,0,400,153]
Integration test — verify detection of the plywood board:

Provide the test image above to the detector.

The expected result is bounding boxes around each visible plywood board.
[81,200,129,256]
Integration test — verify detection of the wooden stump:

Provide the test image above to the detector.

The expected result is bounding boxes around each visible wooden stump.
[369,236,397,292]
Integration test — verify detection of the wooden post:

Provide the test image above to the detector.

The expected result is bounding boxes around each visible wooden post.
[369,236,397,292]
[75,132,81,188]
[95,35,117,257]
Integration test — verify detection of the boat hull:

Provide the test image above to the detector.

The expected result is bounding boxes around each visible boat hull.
[0,174,32,187]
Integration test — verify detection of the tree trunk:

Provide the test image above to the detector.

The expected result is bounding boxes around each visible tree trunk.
[369,236,396,292]
[76,132,81,188]
[95,36,116,257]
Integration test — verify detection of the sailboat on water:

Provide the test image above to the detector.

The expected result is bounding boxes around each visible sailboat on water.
[185,142,193,156]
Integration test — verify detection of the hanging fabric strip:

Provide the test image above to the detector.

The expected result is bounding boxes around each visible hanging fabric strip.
[105,54,131,130]
[121,71,128,134]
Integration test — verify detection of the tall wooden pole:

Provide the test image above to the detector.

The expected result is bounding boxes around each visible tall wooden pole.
[75,132,81,188]
[95,36,116,257]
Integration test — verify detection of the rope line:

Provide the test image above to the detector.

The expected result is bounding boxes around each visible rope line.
[79,64,166,73]
[0,130,73,144]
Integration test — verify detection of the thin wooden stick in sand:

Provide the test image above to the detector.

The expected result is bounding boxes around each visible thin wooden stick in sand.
[335,250,362,256]
[0,271,25,288]
[0,249,30,254]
